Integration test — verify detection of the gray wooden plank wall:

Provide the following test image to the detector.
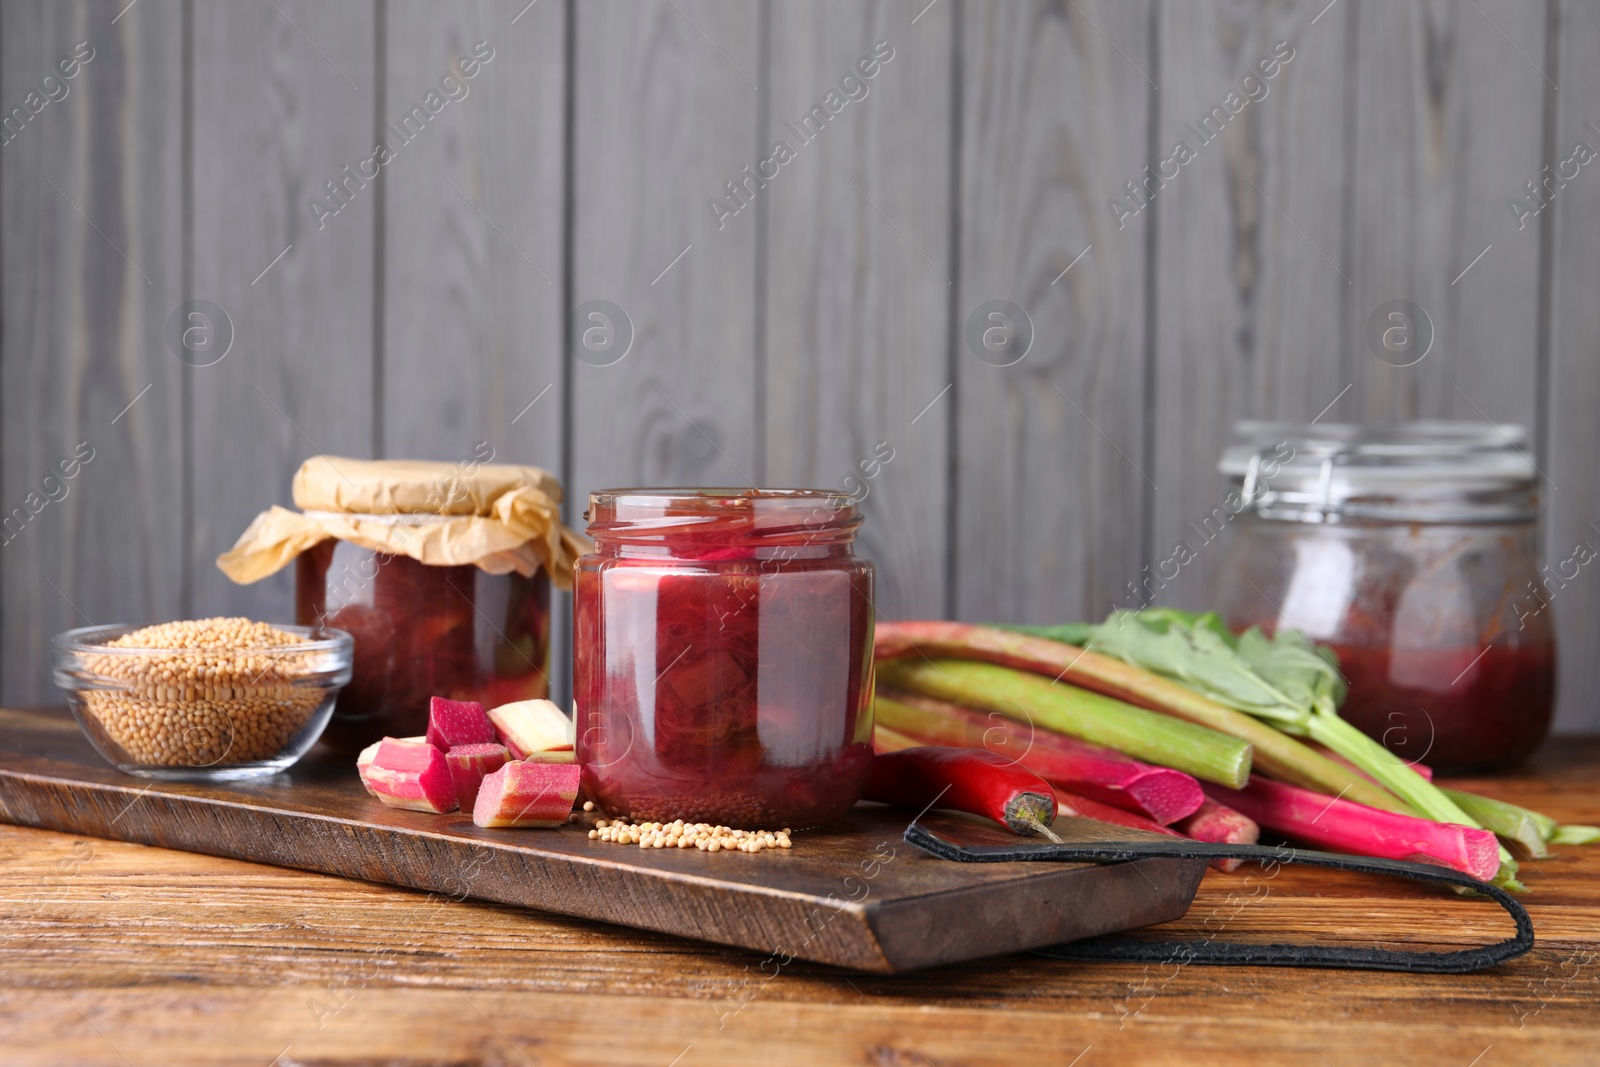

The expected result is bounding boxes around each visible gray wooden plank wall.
[2,0,1596,733]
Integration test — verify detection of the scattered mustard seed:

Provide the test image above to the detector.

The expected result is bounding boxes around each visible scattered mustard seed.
[586,816,793,853]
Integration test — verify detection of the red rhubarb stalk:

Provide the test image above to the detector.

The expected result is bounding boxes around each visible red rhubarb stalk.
[1174,797,1261,873]
[1052,786,1178,837]
[875,690,1204,825]
[876,620,1404,811]
[865,746,1058,835]
[1203,778,1499,881]
[1053,788,1245,872]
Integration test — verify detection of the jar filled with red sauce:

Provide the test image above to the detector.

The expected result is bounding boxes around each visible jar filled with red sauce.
[1214,422,1556,773]
[218,455,585,755]
[296,544,551,753]
[575,489,875,828]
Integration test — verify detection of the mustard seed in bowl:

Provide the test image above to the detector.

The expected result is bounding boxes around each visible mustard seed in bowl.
[54,619,353,780]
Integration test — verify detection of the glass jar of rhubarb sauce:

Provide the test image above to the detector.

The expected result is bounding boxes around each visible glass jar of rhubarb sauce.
[574,489,876,828]
[1213,422,1555,773]
[296,541,551,753]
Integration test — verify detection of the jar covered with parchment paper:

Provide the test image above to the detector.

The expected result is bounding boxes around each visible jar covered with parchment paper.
[218,456,587,753]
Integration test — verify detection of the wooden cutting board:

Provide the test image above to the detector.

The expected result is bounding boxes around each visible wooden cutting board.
[0,706,1204,973]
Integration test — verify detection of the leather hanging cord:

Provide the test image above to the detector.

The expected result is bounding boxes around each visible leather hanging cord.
[904,823,1534,974]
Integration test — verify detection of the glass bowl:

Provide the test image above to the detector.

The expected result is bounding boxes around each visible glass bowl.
[52,624,354,780]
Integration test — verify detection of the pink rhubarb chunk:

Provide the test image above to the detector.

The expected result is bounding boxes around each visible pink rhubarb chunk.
[472,760,581,828]
[367,737,458,813]
[1204,778,1499,881]
[487,699,574,759]
[426,696,497,751]
[446,743,510,812]
[357,735,425,796]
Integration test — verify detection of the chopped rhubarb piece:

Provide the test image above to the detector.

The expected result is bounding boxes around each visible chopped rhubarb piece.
[426,696,497,750]
[367,737,458,813]
[357,735,425,796]
[472,759,581,828]
[446,743,510,812]
[487,699,574,758]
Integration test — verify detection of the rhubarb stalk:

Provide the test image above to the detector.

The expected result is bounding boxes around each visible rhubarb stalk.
[876,620,1404,811]
[876,658,1253,789]
[874,690,1204,824]
[1006,612,1520,887]
[1203,778,1500,882]
[1052,788,1245,872]
[1052,786,1179,837]
[1174,797,1260,873]
[1440,788,1550,858]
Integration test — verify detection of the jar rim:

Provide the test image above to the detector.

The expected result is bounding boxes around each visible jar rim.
[585,487,861,543]
[1221,420,1536,482]
[588,487,857,509]
[1219,420,1540,524]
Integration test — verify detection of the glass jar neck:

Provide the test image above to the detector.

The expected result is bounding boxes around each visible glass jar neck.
[585,488,861,560]
[1221,421,1541,525]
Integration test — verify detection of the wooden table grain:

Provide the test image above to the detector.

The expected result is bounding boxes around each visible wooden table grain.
[3,736,1598,1067]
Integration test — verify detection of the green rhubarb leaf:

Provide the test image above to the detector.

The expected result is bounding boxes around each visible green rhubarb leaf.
[1083,610,1492,835]
[1235,625,1347,716]
[1084,610,1305,725]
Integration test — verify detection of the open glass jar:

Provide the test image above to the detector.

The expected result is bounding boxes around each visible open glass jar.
[1214,422,1555,773]
[574,489,876,829]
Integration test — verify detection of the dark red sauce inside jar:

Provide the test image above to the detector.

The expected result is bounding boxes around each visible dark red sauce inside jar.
[574,489,875,828]
[297,540,551,753]
[1325,642,1555,772]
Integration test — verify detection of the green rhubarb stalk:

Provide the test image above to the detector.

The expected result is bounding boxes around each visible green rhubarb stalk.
[1551,825,1600,845]
[1439,788,1550,858]
[875,658,1253,789]
[1439,789,1600,850]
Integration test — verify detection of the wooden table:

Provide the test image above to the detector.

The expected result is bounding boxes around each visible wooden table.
[3,732,1598,1067]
